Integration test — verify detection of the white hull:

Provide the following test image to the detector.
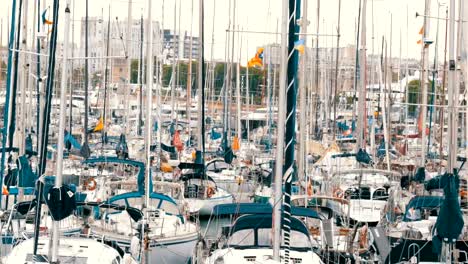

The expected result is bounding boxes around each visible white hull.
[185,188,234,215]
[93,230,199,264]
[204,248,322,264]
[3,236,132,264]
[349,199,386,223]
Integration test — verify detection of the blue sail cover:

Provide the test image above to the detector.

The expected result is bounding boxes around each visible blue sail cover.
[425,172,464,253]
[64,130,81,150]
[45,184,77,221]
[17,155,36,187]
[115,134,129,159]
[210,128,222,140]
[25,134,33,155]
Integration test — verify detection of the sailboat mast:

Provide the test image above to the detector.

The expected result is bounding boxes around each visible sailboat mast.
[236,35,241,143]
[297,0,308,183]
[356,0,367,151]
[0,0,17,207]
[68,0,75,135]
[27,0,37,138]
[35,0,42,149]
[273,0,301,262]
[51,0,71,261]
[332,0,342,139]
[83,0,89,146]
[33,0,60,255]
[273,0,289,259]
[447,0,456,171]
[144,0,153,219]
[18,0,28,156]
[170,0,177,121]
[124,0,132,136]
[462,0,468,160]
[351,0,362,135]
[102,6,111,145]
[420,0,431,166]
[138,14,144,136]
[197,0,205,154]
[186,0,194,136]
[8,0,23,152]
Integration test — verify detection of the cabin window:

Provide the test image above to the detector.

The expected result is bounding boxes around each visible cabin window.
[285,230,312,248]
[372,189,388,201]
[228,229,255,247]
[111,199,127,207]
[126,197,144,209]
[257,228,273,246]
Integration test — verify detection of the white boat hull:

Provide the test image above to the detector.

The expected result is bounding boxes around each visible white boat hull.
[185,188,234,215]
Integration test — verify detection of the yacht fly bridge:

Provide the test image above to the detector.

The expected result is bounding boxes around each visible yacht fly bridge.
[329,169,402,225]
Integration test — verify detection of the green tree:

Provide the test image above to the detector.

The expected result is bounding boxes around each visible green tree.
[407,79,420,115]
[130,59,139,83]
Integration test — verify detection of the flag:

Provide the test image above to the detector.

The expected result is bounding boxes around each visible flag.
[417,26,424,45]
[232,136,240,151]
[247,47,264,68]
[88,117,104,133]
[42,9,53,25]
[173,130,184,152]
[2,185,9,195]
[294,39,305,54]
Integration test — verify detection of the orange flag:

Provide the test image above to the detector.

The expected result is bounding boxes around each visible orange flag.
[173,130,184,152]
[2,186,9,195]
[232,136,240,151]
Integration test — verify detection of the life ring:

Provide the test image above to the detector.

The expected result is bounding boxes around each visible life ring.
[84,178,97,191]
[206,186,215,198]
[333,187,344,199]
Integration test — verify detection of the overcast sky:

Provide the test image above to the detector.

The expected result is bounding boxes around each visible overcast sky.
[0,0,461,64]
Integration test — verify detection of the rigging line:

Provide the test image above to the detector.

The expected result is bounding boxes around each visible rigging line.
[114,17,128,57]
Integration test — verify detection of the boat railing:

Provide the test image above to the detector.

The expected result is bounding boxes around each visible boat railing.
[407,243,420,262]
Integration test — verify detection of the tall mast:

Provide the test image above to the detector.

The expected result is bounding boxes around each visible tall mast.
[102,6,111,145]
[273,0,301,262]
[273,0,289,258]
[142,1,153,262]
[0,0,18,207]
[26,0,38,138]
[420,0,431,166]
[138,14,144,136]
[68,0,75,135]
[186,0,194,136]
[197,0,205,155]
[144,0,153,223]
[356,0,367,151]
[83,0,90,150]
[245,40,250,144]
[235,31,241,144]
[8,0,23,152]
[33,0,60,255]
[315,0,320,137]
[446,0,456,171]
[35,0,42,149]
[18,0,28,155]
[297,0,308,184]
[332,0,342,139]
[351,0,362,134]
[51,0,71,261]
[124,0,132,136]
[462,0,468,160]
[170,0,177,121]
